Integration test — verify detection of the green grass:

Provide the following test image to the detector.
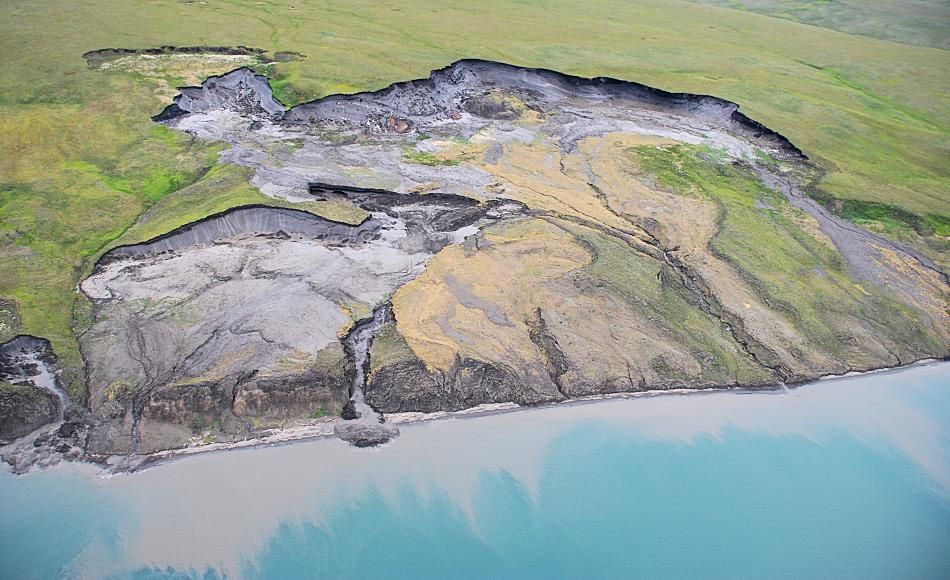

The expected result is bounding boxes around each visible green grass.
[402,148,461,166]
[0,0,946,394]
[834,198,949,240]
[689,0,950,49]
[806,190,950,268]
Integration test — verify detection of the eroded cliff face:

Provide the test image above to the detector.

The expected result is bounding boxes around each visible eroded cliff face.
[0,337,63,444]
[5,60,946,470]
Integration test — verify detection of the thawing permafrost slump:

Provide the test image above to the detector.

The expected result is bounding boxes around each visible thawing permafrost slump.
[3,59,946,473]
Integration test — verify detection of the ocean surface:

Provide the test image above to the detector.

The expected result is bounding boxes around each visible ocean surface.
[1,363,948,579]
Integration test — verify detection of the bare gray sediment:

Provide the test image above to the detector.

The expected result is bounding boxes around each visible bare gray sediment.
[153,67,284,122]
[282,59,805,158]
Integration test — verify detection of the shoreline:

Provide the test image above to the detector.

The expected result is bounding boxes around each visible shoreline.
[88,357,945,477]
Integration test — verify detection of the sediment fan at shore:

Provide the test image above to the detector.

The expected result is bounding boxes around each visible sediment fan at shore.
[2,60,946,473]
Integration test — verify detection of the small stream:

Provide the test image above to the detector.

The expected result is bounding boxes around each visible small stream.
[0,336,72,472]
[335,305,399,447]
[0,336,64,404]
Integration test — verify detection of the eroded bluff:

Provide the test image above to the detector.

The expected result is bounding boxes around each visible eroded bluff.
[7,59,946,468]
[0,337,63,445]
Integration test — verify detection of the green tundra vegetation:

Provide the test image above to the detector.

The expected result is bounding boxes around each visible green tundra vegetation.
[690,0,950,50]
[0,0,947,398]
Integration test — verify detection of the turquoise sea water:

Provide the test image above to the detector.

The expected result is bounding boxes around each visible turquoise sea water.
[1,363,949,579]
